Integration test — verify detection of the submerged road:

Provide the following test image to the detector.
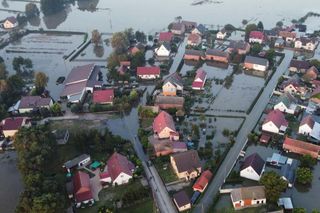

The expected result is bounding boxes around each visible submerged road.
[193,50,294,213]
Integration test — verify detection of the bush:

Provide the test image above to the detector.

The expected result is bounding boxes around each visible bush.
[71,103,83,113]
[296,167,313,185]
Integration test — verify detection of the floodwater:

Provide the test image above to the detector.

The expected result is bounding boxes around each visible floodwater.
[1,0,320,33]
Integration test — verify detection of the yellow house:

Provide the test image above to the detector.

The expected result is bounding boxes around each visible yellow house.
[170,150,201,180]
[162,72,183,96]
[1,117,30,138]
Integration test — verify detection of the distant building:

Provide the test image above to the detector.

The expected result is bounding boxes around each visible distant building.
[231,186,266,210]
[280,160,298,187]
[227,40,250,55]
[294,37,318,51]
[278,31,296,42]
[273,93,298,115]
[187,33,202,46]
[249,31,265,44]
[192,24,206,36]
[181,20,197,32]
[244,56,269,72]
[170,150,201,180]
[288,59,310,73]
[129,43,145,55]
[137,67,160,79]
[155,95,184,110]
[63,154,91,173]
[0,117,30,138]
[184,49,205,61]
[15,96,53,114]
[303,66,319,82]
[192,69,207,90]
[155,43,171,57]
[216,28,227,40]
[240,153,265,181]
[92,89,114,105]
[274,38,285,48]
[171,23,185,35]
[262,109,288,135]
[3,16,18,29]
[205,49,229,63]
[158,32,173,43]
[162,72,183,96]
[153,111,178,140]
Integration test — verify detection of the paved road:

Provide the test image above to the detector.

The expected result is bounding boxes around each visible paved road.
[122,114,177,213]
[193,50,294,213]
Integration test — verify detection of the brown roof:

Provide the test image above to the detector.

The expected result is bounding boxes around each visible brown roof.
[231,186,265,202]
[173,190,190,208]
[279,31,296,39]
[19,96,51,109]
[155,95,184,107]
[171,150,201,173]
[188,34,201,43]
[1,117,28,131]
[300,115,315,129]
[206,48,229,58]
[184,49,205,57]
[283,137,320,158]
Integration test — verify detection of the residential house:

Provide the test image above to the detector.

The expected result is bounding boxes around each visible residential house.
[231,186,266,210]
[170,150,201,180]
[129,43,145,55]
[73,171,94,208]
[187,33,202,46]
[296,24,307,32]
[155,42,171,57]
[0,117,30,138]
[153,111,179,140]
[192,24,206,36]
[278,31,296,42]
[280,78,306,97]
[3,16,18,29]
[216,28,227,40]
[193,170,213,193]
[227,40,250,55]
[288,59,310,73]
[274,38,285,48]
[240,153,265,181]
[137,66,160,79]
[294,37,318,51]
[264,29,278,40]
[100,152,135,186]
[173,190,191,212]
[244,56,269,72]
[192,69,207,90]
[280,160,298,187]
[60,64,102,103]
[266,153,288,166]
[249,31,265,44]
[158,32,173,43]
[162,72,183,96]
[184,49,205,61]
[283,137,320,159]
[155,95,184,110]
[262,109,288,134]
[15,96,53,114]
[92,89,114,105]
[63,154,91,173]
[171,23,185,35]
[273,93,298,115]
[303,66,319,82]
[149,137,187,157]
[205,49,229,63]
[298,115,320,141]
[181,20,197,32]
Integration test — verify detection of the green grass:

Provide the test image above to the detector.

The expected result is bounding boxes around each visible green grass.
[118,198,154,213]
[153,160,178,183]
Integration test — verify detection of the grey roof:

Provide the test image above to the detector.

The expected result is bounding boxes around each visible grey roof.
[164,72,183,88]
[206,48,228,58]
[173,190,190,207]
[195,24,206,34]
[6,16,17,24]
[245,56,269,66]
[162,42,171,51]
[280,160,298,184]
[264,29,278,37]
[19,96,51,109]
[277,93,298,108]
[63,154,90,169]
[229,40,249,50]
[65,64,95,85]
[231,186,266,202]
[185,49,205,57]
[155,95,185,106]
[241,153,265,175]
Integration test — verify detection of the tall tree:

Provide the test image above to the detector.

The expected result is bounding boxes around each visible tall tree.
[34,72,48,94]
[111,32,129,54]
[257,21,264,31]
[40,0,64,16]
[296,167,313,185]
[91,29,102,46]
[245,24,257,40]
[260,171,287,203]
[25,3,40,18]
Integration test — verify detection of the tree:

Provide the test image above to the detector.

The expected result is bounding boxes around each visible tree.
[71,103,83,113]
[312,209,320,213]
[222,129,230,137]
[257,21,264,31]
[242,19,248,25]
[40,0,64,16]
[91,29,102,46]
[310,59,320,70]
[265,49,275,63]
[111,32,129,54]
[296,167,313,185]
[135,31,146,43]
[224,24,236,31]
[106,52,128,70]
[293,208,307,213]
[129,89,139,102]
[34,72,48,94]
[0,63,7,80]
[131,51,145,69]
[245,24,257,40]
[25,3,39,18]
[260,171,287,203]
[250,43,263,55]
[300,154,317,168]
[50,103,61,115]
[276,21,284,28]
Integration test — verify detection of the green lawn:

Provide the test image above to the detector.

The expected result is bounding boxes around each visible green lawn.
[118,198,154,213]
[153,160,178,183]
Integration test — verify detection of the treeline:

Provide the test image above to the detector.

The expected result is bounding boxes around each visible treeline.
[15,126,67,213]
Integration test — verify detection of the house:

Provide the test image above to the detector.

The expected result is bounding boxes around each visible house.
[149,137,187,157]
[280,78,306,97]
[162,72,183,96]
[274,38,285,48]
[230,186,266,210]
[184,49,205,61]
[244,56,269,72]
[173,190,191,212]
[205,49,229,63]
[193,170,213,193]
[273,93,298,115]
[227,40,250,55]
[181,20,197,32]
[73,171,94,208]
[262,109,288,134]
[155,95,184,110]
[63,154,91,173]
[158,32,173,43]
[15,96,53,113]
[283,137,320,159]
[264,29,279,40]
[153,111,178,140]
[192,69,207,90]
[3,16,18,29]
[52,129,69,145]
[170,150,201,180]
[278,31,296,42]
[288,59,310,73]
[240,153,265,181]
[155,42,171,57]
[294,37,318,51]
[129,42,145,55]
[216,28,227,40]
[92,89,114,105]
[100,152,135,186]
[298,115,320,141]
[192,24,206,36]
[249,31,265,44]
[0,117,30,138]
[171,23,185,35]
[137,66,160,79]
[280,160,298,187]
[303,66,319,82]
[60,64,102,103]
[266,153,288,166]
[278,197,294,211]
[296,24,307,32]
[187,33,202,46]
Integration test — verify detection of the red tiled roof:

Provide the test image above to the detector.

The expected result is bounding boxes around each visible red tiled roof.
[249,31,264,40]
[283,137,320,158]
[153,111,176,134]
[107,152,135,181]
[100,171,110,179]
[193,170,213,192]
[192,81,205,89]
[279,31,296,38]
[93,89,114,104]
[1,117,27,131]
[260,134,271,143]
[159,32,173,42]
[194,69,207,82]
[263,109,288,128]
[137,67,160,76]
[188,33,201,43]
[73,171,93,203]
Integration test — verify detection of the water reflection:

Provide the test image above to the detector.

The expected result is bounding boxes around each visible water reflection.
[28,16,41,27]
[77,0,100,12]
[42,7,69,29]
[1,0,9,8]
[93,45,104,58]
